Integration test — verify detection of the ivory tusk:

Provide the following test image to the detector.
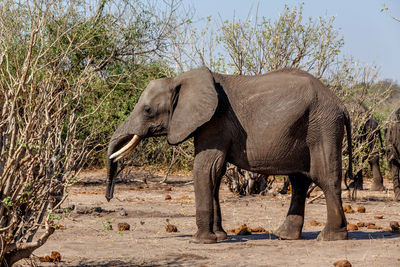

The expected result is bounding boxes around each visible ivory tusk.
[113,145,135,162]
[109,135,141,160]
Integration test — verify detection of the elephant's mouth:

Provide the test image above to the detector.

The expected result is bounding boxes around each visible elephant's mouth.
[109,135,141,162]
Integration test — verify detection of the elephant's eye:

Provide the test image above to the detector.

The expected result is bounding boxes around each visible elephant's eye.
[144,106,153,117]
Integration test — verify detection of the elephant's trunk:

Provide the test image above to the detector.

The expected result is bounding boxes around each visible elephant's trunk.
[106,133,140,201]
[106,139,119,201]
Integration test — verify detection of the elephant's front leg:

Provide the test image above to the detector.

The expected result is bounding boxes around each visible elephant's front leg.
[213,168,228,241]
[192,149,226,243]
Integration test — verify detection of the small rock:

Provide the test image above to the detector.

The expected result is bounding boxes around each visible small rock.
[365,222,375,227]
[75,206,92,214]
[357,206,366,213]
[165,187,172,191]
[374,215,384,219]
[343,205,355,213]
[119,209,128,216]
[333,259,352,267]
[347,224,358,231]
[93,207,103,213]
[390,221,400,232]
[54,205,75,214]
[118,222,130,231]
[165,194,172,200]
[165,224,178,232]
[356,222,365,227]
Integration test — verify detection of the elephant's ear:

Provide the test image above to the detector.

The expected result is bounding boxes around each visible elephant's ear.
[168,67,218,145]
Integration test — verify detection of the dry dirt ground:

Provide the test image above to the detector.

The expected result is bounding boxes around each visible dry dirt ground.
[17,169,400,267]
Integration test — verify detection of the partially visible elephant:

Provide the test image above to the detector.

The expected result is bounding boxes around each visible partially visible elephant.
[384,106,400,201]
[106,67,353,243]
[345,102,384,191]
[224,164,269,195]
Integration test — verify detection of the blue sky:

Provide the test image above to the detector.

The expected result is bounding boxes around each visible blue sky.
[189,0,400,82]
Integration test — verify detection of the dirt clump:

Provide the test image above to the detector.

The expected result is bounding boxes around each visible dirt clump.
[235,224,252,235]
[227,224,268,235]
[374,215,384,219]
[357,206,366,213]
[390,221,400,233]
[346,224,358,231]
[165,219,178,232]
[249,226,268,233]
[367,224,382,230]
[356,222,365,227]
[39,251,62,263]
[118,222,130,231]
[343,205,355,213]
[309,220,323,226]
[333,259,352,267]
[51,251,62,262]
[165,194,172,200]
[165,224,178,232]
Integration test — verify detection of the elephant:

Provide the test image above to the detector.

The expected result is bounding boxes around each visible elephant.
[106,67,353,243]
[345,102,384,191]
[224,164,269,195]
[384,106,400,201]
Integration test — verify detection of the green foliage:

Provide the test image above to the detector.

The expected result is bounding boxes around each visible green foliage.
[102,218,113,231]
[79,62,171,166]
[216,4,344,77]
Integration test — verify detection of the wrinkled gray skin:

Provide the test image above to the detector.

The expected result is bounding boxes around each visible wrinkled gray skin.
[384,107,400,201]
[106,67,353,243]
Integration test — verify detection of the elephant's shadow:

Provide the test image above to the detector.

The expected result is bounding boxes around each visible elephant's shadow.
[226,231,400,242]
[176,231,400,243]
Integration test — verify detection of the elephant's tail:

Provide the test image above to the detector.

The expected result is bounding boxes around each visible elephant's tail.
[344,111,353,188]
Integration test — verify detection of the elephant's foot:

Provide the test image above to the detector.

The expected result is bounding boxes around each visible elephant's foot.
[274,215,303,240]
[192,231,217,244]
[316,227,348,241]
[371,182,384,191]
[394,189,400,201]
[214,230,228,241]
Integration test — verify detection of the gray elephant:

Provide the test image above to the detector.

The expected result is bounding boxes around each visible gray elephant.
[384,107,400,201]
[106,67,353,243]
[224,164,269,195]
[346,102,384,191]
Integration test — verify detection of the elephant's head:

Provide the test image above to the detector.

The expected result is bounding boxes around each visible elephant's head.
[106,67,218,200]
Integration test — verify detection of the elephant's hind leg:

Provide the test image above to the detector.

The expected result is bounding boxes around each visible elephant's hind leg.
[310,142,348,241]
[389,161,400,201]
[274,174,311,240]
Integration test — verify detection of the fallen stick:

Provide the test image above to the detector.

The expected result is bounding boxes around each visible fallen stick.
[307,192,324,204]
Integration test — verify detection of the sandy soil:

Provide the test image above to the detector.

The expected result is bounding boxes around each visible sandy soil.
[16,169,400,267]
